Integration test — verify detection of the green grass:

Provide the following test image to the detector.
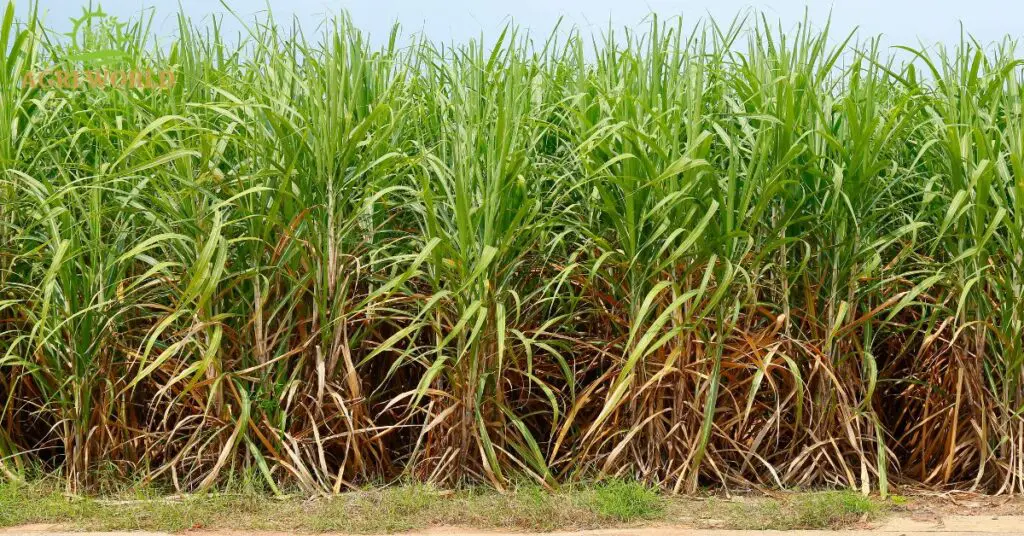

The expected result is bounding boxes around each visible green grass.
[681,491,883,530]
[792,491,879,529]
[0,480,668,532]
[1,0,1024,497]
[0,480,891,533]
[588,480,664,521]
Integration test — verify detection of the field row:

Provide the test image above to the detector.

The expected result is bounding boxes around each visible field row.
[1,4,1023,494]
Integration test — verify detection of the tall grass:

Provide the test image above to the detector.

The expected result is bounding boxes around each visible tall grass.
[2,2,1023,495]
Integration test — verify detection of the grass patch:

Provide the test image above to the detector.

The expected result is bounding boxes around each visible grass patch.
[0,480,630,533]
[587,480,664,522]
[793,490,879,528]
[689,490,885,530]
[0,479,897,533]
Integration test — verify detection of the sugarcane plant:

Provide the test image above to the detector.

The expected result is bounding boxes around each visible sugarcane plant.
[1,1,1023,495]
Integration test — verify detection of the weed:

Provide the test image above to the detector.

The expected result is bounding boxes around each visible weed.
[588,480,664,522]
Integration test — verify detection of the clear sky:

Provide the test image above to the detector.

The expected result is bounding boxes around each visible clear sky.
[19,0,1024,48]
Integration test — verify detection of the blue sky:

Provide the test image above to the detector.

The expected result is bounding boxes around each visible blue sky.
[20,0,1024,47]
